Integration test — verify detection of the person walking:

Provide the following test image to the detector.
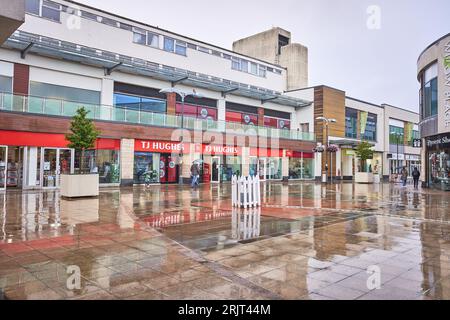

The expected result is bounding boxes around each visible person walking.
[401,166,408,187]
[190,162,200,188]
[412,167,420,189]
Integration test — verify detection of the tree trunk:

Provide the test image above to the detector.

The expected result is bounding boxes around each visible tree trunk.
[80,149,84,174]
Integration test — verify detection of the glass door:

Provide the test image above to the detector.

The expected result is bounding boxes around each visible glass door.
[41,148,74,189]
[258,158,267,181]
[211,156,220,183]
[0,146,7,191]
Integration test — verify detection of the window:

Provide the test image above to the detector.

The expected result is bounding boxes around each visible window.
[250,63,258,75]
[0,76,12,93]
[362,113,377,141]
[345,108,358,139]
[25,0,40,15]
[29,82,101,105]
[133,28,147,45]
[300,123,309,133]
[175,41,187,56]
[42,0,60,22]
[389,126,404,145]
[240,60,249,72]
[197,46,210,53]
[114,93,166,114]
[422,62,438,119]
[164,37,175,52]
[147,33,159,48]
[231,57,240,70]
[258,65,267,77]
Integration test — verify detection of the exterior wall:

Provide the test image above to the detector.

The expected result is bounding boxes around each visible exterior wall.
[417,33,450,135]
[232,27,308,90]
[17,1,286,92]
[0,0,25,44]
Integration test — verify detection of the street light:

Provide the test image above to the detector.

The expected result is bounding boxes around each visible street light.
[316,117,337,183]
[159,88,204,185]
[390,131,404,175]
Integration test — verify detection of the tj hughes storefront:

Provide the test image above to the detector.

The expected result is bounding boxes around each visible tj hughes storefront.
[0,130,316,190]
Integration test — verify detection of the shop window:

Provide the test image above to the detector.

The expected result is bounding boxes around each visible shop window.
[389,125,404,145]
[422,63,438,119]
[176,103,217,121]
[114,93,166,113]
[175,41,187,56]
[76,149,120,184]
[362,113,377,141]
[250,63,258,75]
[134,152,160,184]
[29,81,101,106]
[133,29,147,45]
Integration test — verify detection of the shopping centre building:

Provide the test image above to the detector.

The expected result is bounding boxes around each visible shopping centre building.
[0,0,421,190]
[417,33,450,190]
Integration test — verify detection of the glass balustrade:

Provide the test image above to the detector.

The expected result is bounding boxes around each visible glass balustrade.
[0,93,315,141]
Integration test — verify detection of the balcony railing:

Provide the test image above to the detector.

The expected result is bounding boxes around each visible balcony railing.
[0,93,315,142]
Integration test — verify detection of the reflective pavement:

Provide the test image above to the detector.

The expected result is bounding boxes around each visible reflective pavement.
[0,182,449,300]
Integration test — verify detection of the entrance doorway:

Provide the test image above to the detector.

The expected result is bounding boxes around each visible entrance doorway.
[258,158,267,181]
[41,148,74,189]
[211,156,220,183]
[0,146,7,191]
[159,154,178,184]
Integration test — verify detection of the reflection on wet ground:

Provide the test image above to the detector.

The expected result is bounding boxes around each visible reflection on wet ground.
[0,182,450,300]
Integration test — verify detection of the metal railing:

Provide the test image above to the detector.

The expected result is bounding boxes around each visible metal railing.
[0,93,315,141]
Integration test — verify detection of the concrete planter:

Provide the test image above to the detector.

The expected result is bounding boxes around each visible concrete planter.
[60,174,99,198]
[355,172,374,184]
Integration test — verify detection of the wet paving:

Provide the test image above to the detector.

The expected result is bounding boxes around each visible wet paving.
[0,182,449,300]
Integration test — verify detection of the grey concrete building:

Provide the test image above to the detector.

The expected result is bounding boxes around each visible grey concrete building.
[233,27,308,90]
[417,33,450,190]
[0,0,25,44]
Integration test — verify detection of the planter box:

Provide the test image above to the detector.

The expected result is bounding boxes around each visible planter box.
[61,174,99,198]
[355,172,374,184]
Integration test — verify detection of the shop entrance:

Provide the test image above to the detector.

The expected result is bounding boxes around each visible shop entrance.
[159,154,178,184]
[258,158,267,181]
[0,146,7,191]
[41,148,74,189]
[211,156,220,183]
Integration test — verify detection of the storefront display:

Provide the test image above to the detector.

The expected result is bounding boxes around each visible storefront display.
[134,152,160,184]
[287,152,314,180]
[426,133,450,190]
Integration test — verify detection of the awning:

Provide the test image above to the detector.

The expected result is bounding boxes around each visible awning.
[3,30,311,108]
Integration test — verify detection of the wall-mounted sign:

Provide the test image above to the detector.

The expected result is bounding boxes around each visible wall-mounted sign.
[135,140,190,153]
[443,39,450,129]
[202,144,242,155]
[412,139,422,148]
[426,133,450,149]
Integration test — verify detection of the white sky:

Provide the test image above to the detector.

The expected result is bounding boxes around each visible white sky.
[75,0,449,112]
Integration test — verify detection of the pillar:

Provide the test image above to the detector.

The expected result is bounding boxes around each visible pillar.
[181,144,193,184]
[100,78,114,120]
[314,152,322,180]
[120,138,135,186]
[166,92,176,115]
[218,98,226,132]
[257,107,265,127]
[242,147,250,176]
[282,149,289,182]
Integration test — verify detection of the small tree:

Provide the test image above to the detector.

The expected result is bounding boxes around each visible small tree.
[65,107,100,174]
[355,141,374,173]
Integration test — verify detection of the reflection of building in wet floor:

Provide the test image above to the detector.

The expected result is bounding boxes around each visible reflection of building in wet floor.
[231,207,261,241]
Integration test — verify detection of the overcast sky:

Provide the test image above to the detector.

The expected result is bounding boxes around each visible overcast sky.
[77,0,449,112]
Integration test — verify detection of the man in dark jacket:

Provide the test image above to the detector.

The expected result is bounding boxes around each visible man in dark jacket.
[401,166,408,186]
[412,167,420,189]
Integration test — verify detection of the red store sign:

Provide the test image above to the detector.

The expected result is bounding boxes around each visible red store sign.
[196,144,242,155]
[135,140,190,153]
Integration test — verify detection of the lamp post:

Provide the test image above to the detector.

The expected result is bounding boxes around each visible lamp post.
[159,88,203,185]
[390,131,404,175]
[316,117,337,183]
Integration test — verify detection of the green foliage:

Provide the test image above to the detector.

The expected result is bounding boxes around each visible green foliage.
[65,107,100,151]
[355,141,374,172]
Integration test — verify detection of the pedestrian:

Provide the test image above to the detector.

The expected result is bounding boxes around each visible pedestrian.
[190,162,200,188]
[401,166,408,186]
[412,167,420,189]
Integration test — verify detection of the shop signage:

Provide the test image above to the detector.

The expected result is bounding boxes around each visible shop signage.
[443,40,450,128]
[426,133,450,149]
[390,153,405,160]
[135,140,189,153]
[412,139,422,148]
[405,155,420,161]
[202,144,241,155]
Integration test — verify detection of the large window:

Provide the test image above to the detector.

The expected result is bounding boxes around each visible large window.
[362,113,377,141]
[226,111,258,126]
[264,116,290,129]
[176,103,217,120]
[25,0,40,15]
[421,63,438,119]
[29,82,100,104]
[345,108,358,139]
[114,93,166,123]
[389,126,404,145]
[78,150,120,184]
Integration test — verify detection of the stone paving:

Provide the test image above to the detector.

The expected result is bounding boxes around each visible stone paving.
[0,182,449,300]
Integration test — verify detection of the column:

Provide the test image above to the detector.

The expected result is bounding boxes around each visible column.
[282,149,289,182]
[314,152,322,180]
[217,98,226,132]
[181,143,193,184]
[257,107,265,127]
[166,92,176,115]
[120,138,135,186]
[100,78,114,120]
[241,147,250,176]
[26,147,38,188]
